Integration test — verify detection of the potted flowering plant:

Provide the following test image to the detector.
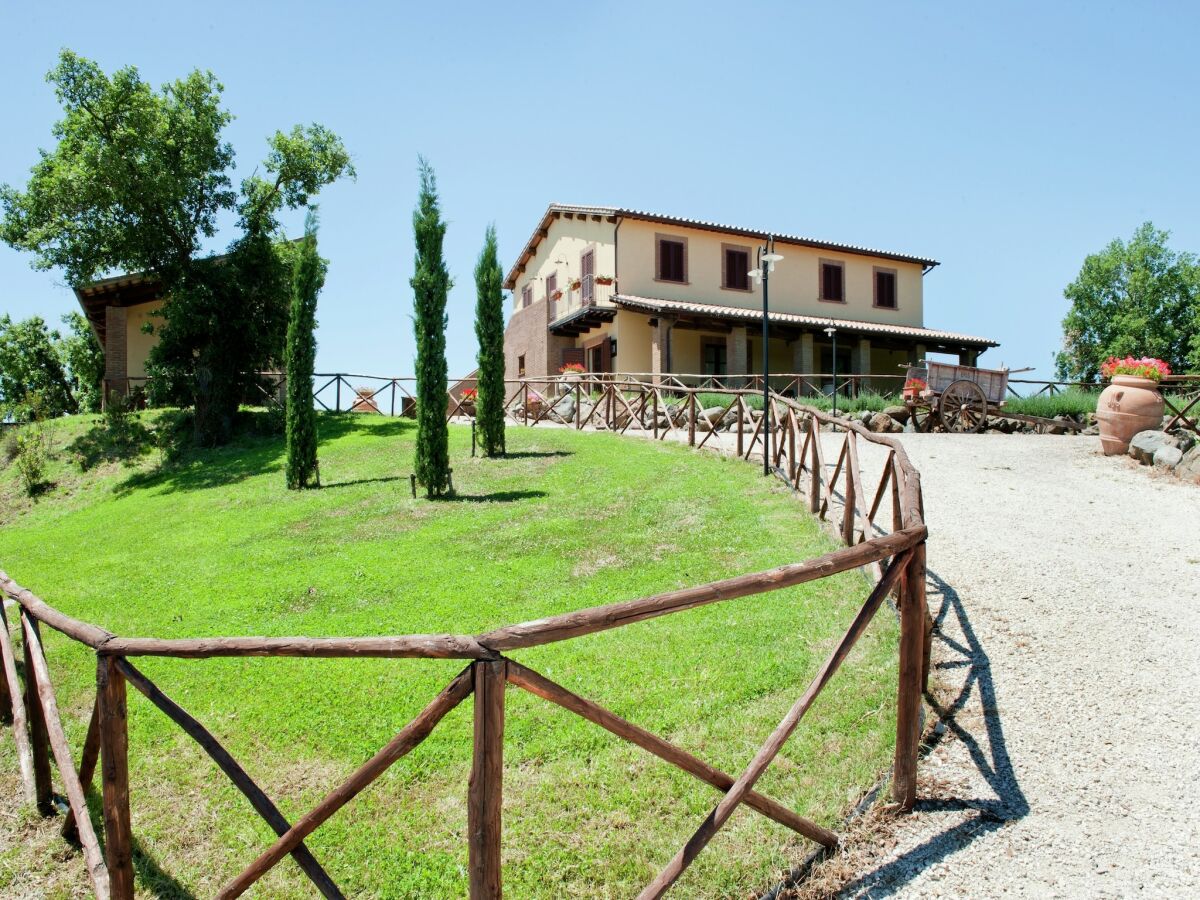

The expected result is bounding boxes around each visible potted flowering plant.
[595,274,614,286]
[568,278,582,292]
[459,387,477,413]
[902,377,928,400]
[559,362,585,387]
[1096,356,1171,455]
[550,289,563,301]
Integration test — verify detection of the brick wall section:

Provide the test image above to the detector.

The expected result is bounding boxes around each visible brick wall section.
[104,306,128,394]
[504,300,573,382]
[726,326,748,376]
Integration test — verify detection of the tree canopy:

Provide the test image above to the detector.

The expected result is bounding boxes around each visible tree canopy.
[1,50,354,443]
[1056,223,1200,381]
[0,313,102,420]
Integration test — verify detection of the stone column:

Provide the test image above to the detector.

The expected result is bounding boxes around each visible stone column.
[726,326,748,378]
[912,343,927,365]
[855,337,872,394]
[650,318,671,383]
[958,348,978,366]
[792,333,815,394]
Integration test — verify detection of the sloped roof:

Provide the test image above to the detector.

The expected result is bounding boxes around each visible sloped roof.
[613,294,998,349]
[503,203,940,288]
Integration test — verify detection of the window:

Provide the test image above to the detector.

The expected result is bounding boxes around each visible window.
[701,339,727,376]
[545,272,558,302]
[819,260,845,303]
[874,268,898,309]
[521,285,532,308]
[656,235,687,282]
[581,249,595,302]
[722,244,751,291]
[518,354,526,377]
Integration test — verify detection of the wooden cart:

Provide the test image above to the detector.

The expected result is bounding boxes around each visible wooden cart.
[903,361,1010,433]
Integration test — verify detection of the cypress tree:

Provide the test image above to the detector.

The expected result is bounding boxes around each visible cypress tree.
[285,209,326,489]
[410,158,452,497]
[473,225,506,457]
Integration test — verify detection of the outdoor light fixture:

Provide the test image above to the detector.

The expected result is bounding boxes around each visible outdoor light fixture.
[748,237,783,476]
[824,323,839,417]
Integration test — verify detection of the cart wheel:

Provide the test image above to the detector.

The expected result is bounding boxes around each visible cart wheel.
[910,403,936,433]
[939,380,988,433]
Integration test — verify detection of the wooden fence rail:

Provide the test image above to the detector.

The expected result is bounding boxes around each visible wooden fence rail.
[1,378,929,899]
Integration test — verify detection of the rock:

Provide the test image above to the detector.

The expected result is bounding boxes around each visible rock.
[869,412,899,433]
[1082,425,1100,436]
[1168,430,1196,455]
[699,406,725,427]
[552,394,576,421]
[883,405,911,425]
[1153,445,1183,470]
[859,410,874,426]
[1177,446,1200,483]
[1128,430,1171,465]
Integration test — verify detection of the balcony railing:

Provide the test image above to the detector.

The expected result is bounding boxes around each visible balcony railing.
[553,274,615,321]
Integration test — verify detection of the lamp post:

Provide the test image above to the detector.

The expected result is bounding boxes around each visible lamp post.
[824,324,838,417]
[748,237,783,476]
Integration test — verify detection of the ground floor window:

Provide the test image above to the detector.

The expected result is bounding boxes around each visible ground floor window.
[518,354,525,377]
[701,338,727,376]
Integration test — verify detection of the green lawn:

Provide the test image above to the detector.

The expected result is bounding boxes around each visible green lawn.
[0,413,897,899]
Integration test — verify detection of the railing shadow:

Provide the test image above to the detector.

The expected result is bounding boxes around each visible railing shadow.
[830,566,1028,897]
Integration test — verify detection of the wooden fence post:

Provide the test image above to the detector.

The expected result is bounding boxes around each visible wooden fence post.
[736,397,744,458]
[652,390,659,439]
[0,602,34,803]
[892,540,927,810]
[575,383,582,430]
[21,613,53,815]
[808,416,821,516]
[687,393,696,447]
[522,384,528,427]
[841,450,857,546]
[99,656,135,899]
[468,659,505,899]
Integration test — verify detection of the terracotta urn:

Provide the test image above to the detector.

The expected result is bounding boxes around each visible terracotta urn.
[1096,375,1164,456]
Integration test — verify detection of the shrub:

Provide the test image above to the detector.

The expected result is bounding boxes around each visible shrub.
[1,428,18,467]
[14,420,51,497]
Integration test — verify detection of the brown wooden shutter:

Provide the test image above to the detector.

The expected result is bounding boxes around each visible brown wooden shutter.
[599,338,612,372]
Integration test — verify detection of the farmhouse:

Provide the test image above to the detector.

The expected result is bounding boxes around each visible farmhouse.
[503,204,998,387]
[74,271,165,399]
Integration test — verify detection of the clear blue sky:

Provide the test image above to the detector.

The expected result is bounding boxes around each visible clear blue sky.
[2,1,1197,383]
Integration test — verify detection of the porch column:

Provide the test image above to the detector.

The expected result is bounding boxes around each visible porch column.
[103,306,128,404]
[792,333,815,395]
[958,348,978,366]
[855,338,872,393]
[650,318,671,383]
[727,326,748,377]
[912,343,927,365]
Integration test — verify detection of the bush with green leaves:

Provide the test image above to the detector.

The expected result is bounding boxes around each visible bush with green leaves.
[285,211,326,489]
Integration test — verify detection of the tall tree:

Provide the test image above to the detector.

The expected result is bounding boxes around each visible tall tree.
[1,50,353,444]
[1056,222,1200,380]
[58,312,105,413]
[285,210,326,489]
[410,159,452,497]
[473,225,506,457]
[0,315,77,420]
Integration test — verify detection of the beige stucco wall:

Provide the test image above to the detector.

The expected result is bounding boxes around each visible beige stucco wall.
[616,219,925,327]
[124,300,164,379]
[511,215,616,316]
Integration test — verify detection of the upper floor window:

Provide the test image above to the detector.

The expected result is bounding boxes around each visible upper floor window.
[521,285,532,308]
[581,249,595,302]
[874,268,898,309]
[819,260,845,303]
[546,272,558,302]
[656,235,687,283]
[722,244,751,291]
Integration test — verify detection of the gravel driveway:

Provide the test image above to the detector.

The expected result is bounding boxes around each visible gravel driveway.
[816,433,1200,898]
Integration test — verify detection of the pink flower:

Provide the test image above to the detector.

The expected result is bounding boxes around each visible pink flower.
[1099,356,1171,382]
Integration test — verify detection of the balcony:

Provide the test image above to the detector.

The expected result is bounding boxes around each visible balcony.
[552,274,616,322]
[548,275,617,336]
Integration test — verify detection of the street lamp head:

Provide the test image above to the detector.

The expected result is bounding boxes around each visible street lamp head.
[823,326,837,337]
[747,268,763,283]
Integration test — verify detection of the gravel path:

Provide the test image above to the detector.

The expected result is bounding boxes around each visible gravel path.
[821,433,1200,898]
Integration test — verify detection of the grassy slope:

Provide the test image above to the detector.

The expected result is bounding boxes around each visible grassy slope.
[0,413,897,899]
